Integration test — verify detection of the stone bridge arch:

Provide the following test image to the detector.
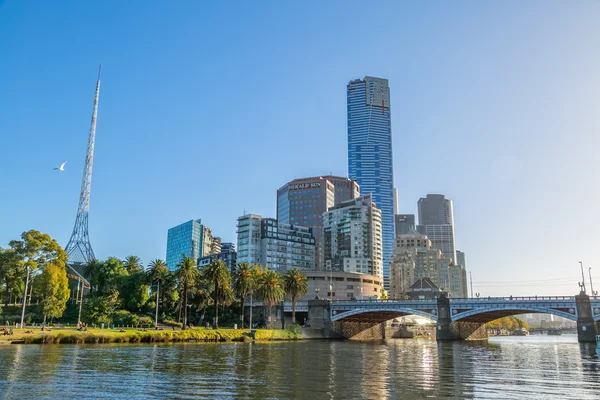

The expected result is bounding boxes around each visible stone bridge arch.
[451,305,578,323]
[332,307,438,323]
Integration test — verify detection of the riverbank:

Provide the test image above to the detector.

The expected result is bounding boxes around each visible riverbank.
[0,327,301,344]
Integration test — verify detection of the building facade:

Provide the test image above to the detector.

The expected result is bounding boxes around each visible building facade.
[236,214,262,265]
[166,219,203,271]
[260,218,316,272]
[301,271,383,301]
[389,230,465,298]
[166,219,223,271]
[237,214,316,272]
[395,214,416,237]
[347,76,395,289]
[277,175,359,270]
[198,242,238,272]
[456,250,466,269]
[417,194,457,263]
[323,194,383,278]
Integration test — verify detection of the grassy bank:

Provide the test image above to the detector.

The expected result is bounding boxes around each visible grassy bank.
[1,327,301,345]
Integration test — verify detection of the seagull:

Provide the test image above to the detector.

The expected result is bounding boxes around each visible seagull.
[53,161,67,171]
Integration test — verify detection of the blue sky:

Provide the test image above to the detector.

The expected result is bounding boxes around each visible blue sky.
[1,1,598,295]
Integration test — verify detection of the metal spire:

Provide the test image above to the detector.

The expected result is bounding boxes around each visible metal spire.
[65,66,101,265]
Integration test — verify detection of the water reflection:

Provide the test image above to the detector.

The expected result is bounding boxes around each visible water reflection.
[0,336,599,399]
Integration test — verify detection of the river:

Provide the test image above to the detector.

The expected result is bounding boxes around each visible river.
[0,335,598,399]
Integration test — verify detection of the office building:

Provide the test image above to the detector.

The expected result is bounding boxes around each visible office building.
[236,214,262,265]
[198,242,238,272]
[417,194,457,262]
[456,250,466,269]
[395,214,416,237]
[277,175,359,270]
[347,76,395,289]
[236,214,316,272]
[166,219,201,271]
[260,218,316,271]
[302,271,383,301]
[323,194,383,278]
[389,230,465,298]
[449,264,468,298]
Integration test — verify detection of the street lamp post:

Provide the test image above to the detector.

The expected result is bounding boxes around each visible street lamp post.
[249,291,253,329]
[469,271,474,299]
[579,261,587,293]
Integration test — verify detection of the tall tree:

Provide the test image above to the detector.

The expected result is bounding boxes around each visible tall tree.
[284,268,308,324]
[83,258,104,294]
[119,270,149,311]
[9,230,68,327]
[177,256,198,330]
[0,248,22,306]
[201,259,230,329]
[98,257,128,296]
[36,262,70,323]
[256,269,285,328]
[191,275,212,325]
[147,259,169,328]
[123,255,143,273]
[232,262,254,328]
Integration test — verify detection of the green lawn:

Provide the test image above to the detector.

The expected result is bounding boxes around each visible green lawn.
[1,327,301,344]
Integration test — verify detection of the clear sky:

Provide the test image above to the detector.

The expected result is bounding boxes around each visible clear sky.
[1,1,598,296]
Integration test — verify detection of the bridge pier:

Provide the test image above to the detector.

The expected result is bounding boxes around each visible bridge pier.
[436,294,488,341]
[575,292,597,343]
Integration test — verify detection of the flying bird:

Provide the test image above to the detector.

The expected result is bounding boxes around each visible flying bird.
[53,161,67,171]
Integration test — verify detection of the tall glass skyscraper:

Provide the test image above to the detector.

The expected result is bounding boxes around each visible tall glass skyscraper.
[347,76,395,289]
[166,219,202,271]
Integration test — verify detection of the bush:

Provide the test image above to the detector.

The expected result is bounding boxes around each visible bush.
[163,319,183,328]
[113,310,139,326]
[138,316,153,326]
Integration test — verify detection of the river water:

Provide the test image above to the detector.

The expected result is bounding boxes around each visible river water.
[0,335,598,399]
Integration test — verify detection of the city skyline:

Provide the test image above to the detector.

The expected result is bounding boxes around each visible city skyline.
[1,1,599,296]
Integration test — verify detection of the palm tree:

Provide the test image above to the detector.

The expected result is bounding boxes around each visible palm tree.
[147,259,168,328]
[232,262,254,328]
[176,256,198,330]
[201,259,230,329]
[123,255,142,273]
[191,277,211,326]
[284,268,308,325]
[256,269,285,328]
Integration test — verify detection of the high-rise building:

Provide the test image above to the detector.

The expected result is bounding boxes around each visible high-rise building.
[395,214,416,237]
[389,230,465,298]
[417,194,457,263]
[347,76,395,289]
[198,242,238,272]
[166,219,203,271]
[277,175,359,271]
[323,194,383,278]
[166,219,222,271]
[236,214,262,265]
[236,214,316,272]
[456,250,466,269]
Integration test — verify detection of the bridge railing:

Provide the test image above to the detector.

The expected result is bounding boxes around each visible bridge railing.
[330,298,436,303]
[450,296,575,301]
[330,296,577,303]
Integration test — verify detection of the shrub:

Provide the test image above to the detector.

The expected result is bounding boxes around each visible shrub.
[163,319,183,328]
[138,316,153,326]
[113,310,139,326]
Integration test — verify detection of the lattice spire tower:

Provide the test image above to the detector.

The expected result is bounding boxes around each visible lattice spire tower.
[65,66,101,265]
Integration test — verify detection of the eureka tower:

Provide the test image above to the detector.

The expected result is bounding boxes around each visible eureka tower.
[347,76,395,290]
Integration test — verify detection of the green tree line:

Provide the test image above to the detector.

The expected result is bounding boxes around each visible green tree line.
[1,230,309,329]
